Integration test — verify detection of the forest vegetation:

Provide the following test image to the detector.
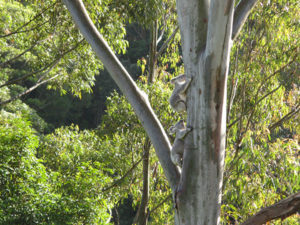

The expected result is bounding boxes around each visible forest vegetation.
[0,0,299,224]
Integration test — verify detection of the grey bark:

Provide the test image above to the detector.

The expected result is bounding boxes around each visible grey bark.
[63,0,260,224]
[175,0,234,224]
[133,138,151,225]
[232,0,259,40]
[62,0,180,192]
[148,21,158,84]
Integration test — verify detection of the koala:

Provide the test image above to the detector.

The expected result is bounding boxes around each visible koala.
[169,120,192,167]
[169,74,192,112]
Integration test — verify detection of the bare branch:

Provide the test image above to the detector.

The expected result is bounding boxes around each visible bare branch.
[227,45,240,122]
[156,25,165,45]
[228,85,281,129]
[0,2,57,38]
[269,103,300,131]
[232,0,259,41]
[155,26,179,60]
[133,138,151,224]
[148,21,158,83]
[0,39,84,88]
[0,40,41,68]
[227,56,297,129]
[241,192,300,225]
[149,194,172,214]
[0,73,60,106]
[102,157,143,192]
[63,0,180,191]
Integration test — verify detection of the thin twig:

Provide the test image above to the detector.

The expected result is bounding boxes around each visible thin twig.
[155,26,179,60]
[227,44,240,122]
[0,73,61,106]
[227,56,296,129]
[0,39,42,68]
[244,85,282,134]
[0,39,84,88]
[269,103,300,131]
[102,157,143,192]
[149,194,172,215]
[0,2,57,38]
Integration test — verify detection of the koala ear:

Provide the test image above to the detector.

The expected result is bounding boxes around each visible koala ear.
[179,120,185,127]
[169,125,175,134]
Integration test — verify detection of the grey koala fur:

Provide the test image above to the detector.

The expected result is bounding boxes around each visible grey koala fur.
[169,120,191,167]
[169,74,192,112]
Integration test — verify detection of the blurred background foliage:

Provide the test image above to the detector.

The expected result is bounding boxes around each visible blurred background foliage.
[0,0,298,224]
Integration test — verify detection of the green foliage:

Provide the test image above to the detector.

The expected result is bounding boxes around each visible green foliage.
[222,0,299,224]
[39,125,115,224]
[0,112,55,224]
[0,0,298,224]
[0,112,115,224]
[97,79,180,223]
[0,0,128,98]
[0,88,51,133]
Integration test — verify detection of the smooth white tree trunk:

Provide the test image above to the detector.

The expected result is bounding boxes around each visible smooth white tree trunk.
[174,0,234,224]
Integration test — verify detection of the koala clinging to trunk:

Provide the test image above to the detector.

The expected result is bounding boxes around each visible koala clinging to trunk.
[169,120,192,167]
[169,74,192,112]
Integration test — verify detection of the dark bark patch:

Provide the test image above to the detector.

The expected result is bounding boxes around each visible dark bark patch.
[225,0,234,15]
[199,88,202,95]
[213,66,225,164]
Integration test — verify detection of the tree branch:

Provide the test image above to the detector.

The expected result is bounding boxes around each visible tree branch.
[155,26,179,60]
[148,20,158,83]
[241,192,300,225]
[63,0,180,191]
[0,73,60,106]
[0,40,41,68]
[227,45,240,122]
[232,0,259,41]
[0,39,84,88]
[102,157,143,192]
[228,85,281,129]
[149,194,172,214]
[156,24,165,45]
[0,2,57,38]
[133,138,151,225]
[269,103,300,131]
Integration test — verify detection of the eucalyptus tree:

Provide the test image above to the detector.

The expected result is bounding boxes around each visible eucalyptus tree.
[61,0,266,224]
[62,0,300,224]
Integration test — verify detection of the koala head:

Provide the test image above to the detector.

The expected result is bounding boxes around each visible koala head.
[170,74,186,85]
[169,120,185,134]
